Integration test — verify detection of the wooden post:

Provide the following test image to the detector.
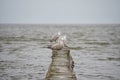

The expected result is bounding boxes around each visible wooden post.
[45,47,76,80]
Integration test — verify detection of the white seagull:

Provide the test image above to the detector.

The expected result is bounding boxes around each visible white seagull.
[50,32,61,42]
[51,35,67,50]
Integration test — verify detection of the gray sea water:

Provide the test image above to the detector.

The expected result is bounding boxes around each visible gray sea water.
[0,24,120,80]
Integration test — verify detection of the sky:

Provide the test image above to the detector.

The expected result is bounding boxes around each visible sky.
[0,0,120,24]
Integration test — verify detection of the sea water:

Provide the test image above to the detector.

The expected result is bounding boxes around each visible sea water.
[0,24,120,80]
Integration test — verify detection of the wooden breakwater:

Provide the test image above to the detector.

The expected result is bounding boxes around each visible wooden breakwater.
[45,47,76,80]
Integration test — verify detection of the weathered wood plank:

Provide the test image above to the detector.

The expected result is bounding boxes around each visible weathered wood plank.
[45,47,76,80]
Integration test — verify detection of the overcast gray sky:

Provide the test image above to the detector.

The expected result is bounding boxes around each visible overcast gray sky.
[0,0,120,24]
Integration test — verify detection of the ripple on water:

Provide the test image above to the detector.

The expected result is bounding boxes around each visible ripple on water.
[69,46,82,50]
[98,57,120,61]
[84,41,110,46]
[0,24,120,80]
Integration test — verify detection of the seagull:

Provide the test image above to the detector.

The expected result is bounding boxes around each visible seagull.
[57,35,68,47]
[50,35,67,50]
[50,32,61,42]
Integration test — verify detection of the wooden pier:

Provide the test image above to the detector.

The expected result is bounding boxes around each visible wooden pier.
[45,47,76,80]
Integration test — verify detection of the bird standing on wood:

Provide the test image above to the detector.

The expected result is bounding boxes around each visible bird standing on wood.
[48,32,68,50]
[50,32,61,42]
[51,35,67,50]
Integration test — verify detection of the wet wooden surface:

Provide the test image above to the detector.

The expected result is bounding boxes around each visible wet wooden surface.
[45,47,76,80]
